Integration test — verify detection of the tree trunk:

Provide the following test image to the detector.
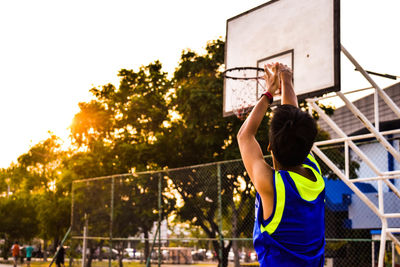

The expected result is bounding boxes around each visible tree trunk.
[43,240,47,262]
[232,208,240,267]
[69,239,76,267]
[212,240,232,267]
[86,243,96,267]
[118,241,124,267]
[222,245,231,267]
[144,231,150,266]
[53,238,59,254]
[2,236,11,260]
[233,241,240,267]
[98,240,104,261]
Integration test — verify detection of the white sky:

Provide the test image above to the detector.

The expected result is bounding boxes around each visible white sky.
[0,0,399,168]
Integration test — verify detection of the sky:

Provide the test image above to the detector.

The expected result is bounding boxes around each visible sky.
[0,0,399,168]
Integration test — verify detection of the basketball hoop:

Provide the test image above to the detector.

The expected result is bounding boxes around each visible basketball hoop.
[223,67,266,119]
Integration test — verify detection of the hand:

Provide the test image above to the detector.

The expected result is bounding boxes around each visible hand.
[278,63,293,86]
[263,63,280,96]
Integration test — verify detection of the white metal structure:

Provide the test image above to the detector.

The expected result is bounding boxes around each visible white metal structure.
[308,45,400,267]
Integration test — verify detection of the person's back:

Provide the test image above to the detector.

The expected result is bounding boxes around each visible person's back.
[25,246,33,258]
[253,154,325,266]
[237,63,324,266]
[11,242,20,267]
[26,245,34,267]
[12,243,20,257]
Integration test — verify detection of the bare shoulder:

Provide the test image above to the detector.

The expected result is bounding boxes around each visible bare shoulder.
[252,162,275,220]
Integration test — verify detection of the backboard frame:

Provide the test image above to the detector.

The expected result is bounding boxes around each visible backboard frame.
[223,0,341,117]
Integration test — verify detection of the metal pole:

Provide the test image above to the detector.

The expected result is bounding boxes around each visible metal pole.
[71,182,75,231]
[374,89,380,132]
[109,177,115,267]
[392,241,395,267]
[387,232,400,247]
[314,129,400,146]
[309,100,383,176]
[217,163,223,267]
[82,214,88,267]
[383,180,400,199]
[378,220,387,267]
[372,240,375,267]
[48,227,72,267]
[312,146,383,217]
[337,92,400,163]
[158,174,162,267]
[345,141,349,179]
[341,44,400,118]
[146,224,161,267]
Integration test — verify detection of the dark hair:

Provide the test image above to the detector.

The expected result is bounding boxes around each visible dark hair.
[269,104,317,167]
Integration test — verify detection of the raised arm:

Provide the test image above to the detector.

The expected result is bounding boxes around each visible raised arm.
[279,64,298,107]
[237,63,280,202]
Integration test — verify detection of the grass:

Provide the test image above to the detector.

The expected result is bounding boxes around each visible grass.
[0,260,146,267]
[2,259,259,267]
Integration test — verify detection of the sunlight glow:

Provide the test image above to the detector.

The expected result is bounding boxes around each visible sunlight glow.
[48,180,56,192]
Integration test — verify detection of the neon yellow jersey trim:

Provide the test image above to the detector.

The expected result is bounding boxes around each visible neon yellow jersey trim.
[260,171,285,235]
[307,153,321,173]
[288,163,325,202]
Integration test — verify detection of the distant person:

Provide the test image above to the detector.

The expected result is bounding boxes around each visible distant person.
[25,244,34,267]
[11,241,20,267]
[55,244,65,267]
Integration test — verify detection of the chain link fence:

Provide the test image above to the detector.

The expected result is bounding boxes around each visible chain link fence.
[69,139,400,267]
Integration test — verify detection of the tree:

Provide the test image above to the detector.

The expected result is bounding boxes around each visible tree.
[0,194,39,259]
[155,39,252,267]
[13,134,71,259]
[69,61,173,264]
[156,40,243,168]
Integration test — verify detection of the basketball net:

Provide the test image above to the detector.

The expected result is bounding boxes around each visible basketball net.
[224,67,266,120]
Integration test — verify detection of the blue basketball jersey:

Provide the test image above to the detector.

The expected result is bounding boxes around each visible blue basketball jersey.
[253,153,325,267]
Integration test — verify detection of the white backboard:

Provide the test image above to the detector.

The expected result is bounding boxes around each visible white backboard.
[223,0,340,117]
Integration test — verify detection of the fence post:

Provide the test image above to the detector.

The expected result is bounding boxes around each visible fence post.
[217,163,223,267]
[82,214,88,267]
[71,182,75,230]
[158,173,162,267]
[109,177,115,267]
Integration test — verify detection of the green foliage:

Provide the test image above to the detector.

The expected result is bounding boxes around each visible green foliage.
[16,133,64,192]
[0,194,39,241]
[0,133,70,251]
[69,61,174,260]
[70,101,114,147]
[35,192,70,242]
[156,39,243,168]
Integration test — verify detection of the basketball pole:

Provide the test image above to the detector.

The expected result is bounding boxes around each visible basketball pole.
[307,45,400,267]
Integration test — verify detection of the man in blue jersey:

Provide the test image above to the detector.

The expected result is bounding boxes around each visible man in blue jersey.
[237,63,324,266]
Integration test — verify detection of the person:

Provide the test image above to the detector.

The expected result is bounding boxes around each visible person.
[11,241,20,267]
[55,243,65,267]
[237,63,324,266]
[25,244,34,267]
